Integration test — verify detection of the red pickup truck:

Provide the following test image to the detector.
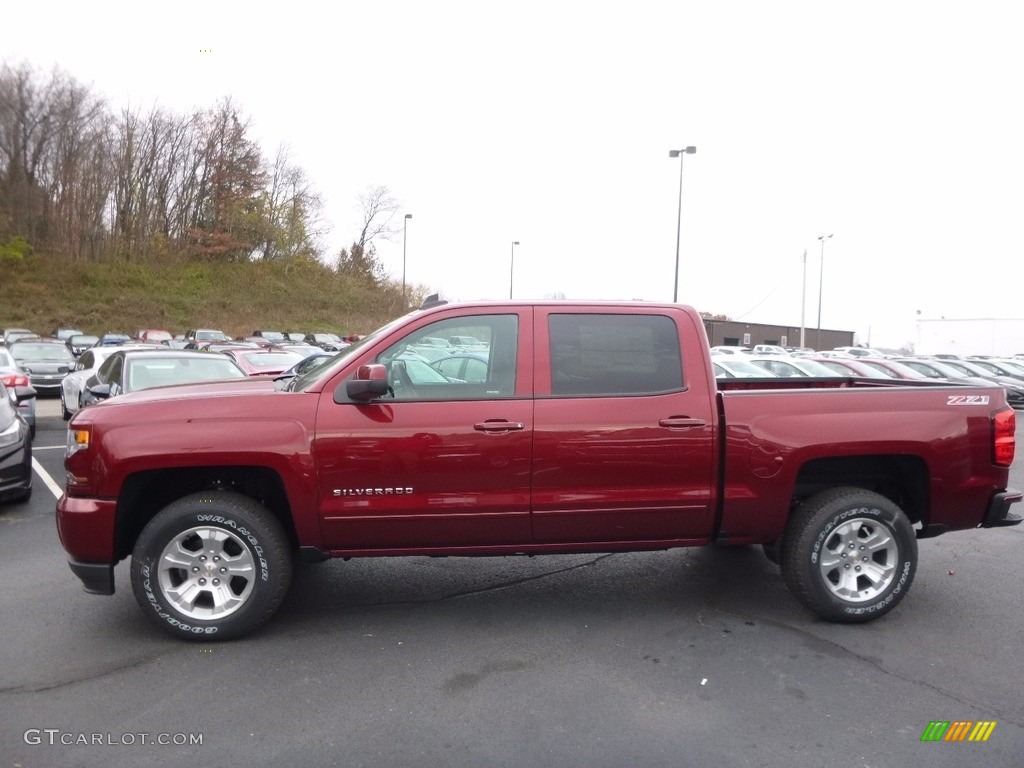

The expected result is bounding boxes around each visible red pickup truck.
[56,301,1022,640]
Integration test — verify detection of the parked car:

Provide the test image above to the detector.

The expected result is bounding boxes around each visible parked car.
[751,344,789,356]
[712,358,780,379]
[745,356,844,378]
[279,350,333,378]
[431,352,491,383]
[81,349,247,407]
[830,346,889,359]
[967,358,1024,381]
[97,333,132,346]
[0,378,32,503]
[284,332,306,343]
[139,329,173,344]
[184,329,231,348]
[709,346,751,356]
[804,357,891,379]
[930,359,1024,408]
[66,334,100,356]
[277,343,321,356]
[198,341,261,354]
[890,358,1010,398]
[51,328,84,342]
[850,358,930,381]
[251,330,287,343]
[61,344,161,419]
[218,348,306,376]
[8,338,76,395]
[1,328,37,346]
[305,332,349,352]
[0,347,36,437]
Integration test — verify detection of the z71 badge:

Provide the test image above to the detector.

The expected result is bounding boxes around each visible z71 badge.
[947,395,990,405]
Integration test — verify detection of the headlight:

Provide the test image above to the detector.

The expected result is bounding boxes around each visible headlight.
[67,427,90,455]
[0,419,23,448]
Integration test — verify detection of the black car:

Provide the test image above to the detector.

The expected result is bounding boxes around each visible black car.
[304,332,348,352]
[0,379,32,503]
[66,334,100,356]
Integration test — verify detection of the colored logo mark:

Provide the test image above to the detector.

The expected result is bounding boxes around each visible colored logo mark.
[921,721,996,742]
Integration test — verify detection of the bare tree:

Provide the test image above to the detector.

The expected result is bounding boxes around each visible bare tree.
[257,144,326,263]
[355,185,399,251]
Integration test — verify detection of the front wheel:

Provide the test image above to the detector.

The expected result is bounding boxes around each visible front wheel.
[61,389,71,420]
[780,487,917,623]
[130,491,293,641]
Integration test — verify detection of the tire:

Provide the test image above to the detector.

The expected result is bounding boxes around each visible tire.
[780,487,917,623]
[61,389,71,421]
[130,491,293,641]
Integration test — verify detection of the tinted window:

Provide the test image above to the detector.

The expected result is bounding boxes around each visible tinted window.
[549,314,682,396]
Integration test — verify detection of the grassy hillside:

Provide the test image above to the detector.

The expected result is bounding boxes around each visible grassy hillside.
[0,254,421,339]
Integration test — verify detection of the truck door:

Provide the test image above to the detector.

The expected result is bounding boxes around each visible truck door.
[313,310,535,550]
[531,308,717,543]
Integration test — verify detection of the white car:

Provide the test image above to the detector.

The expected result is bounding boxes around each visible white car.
[61,344,159,419]
[751,344,789,355]
[713,358,778,379]
[709,346,751,356]
[830,346,889,359]
[745,356,844,378]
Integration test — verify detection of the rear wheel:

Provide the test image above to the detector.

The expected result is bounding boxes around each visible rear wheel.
[130,491,293,641]
[781,487,917,622]
[61,389,71,420]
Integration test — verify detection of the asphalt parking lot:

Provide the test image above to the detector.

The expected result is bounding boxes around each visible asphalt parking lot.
[1,397,1022,767]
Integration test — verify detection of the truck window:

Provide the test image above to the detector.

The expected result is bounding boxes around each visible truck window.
[549,314,683,396]
[375,314,518,400]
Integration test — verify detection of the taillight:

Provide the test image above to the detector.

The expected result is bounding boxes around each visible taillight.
[993,408,1016,467]
[0,373,29,388]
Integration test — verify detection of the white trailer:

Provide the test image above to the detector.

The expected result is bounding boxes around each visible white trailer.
[916,318,1024,357]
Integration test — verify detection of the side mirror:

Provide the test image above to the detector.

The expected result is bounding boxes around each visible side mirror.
[14,385,37,404]
[87,383,112,401]
[342,364,389,402]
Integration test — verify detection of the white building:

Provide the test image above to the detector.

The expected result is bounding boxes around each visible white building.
[916,318,1024,357]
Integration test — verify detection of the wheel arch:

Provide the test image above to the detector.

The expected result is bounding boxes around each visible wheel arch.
[792,454,929,525]
[115,467,298,561]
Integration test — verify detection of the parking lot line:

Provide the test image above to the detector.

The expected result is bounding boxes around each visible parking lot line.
[32,457,64,499]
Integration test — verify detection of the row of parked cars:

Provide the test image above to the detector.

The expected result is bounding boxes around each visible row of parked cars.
[709,345,1024,409]
[0,324,370,505]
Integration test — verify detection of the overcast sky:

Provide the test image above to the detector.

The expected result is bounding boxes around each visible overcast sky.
[8,1,1023,348]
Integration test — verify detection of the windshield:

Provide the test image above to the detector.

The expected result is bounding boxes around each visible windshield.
[12,342,74,362]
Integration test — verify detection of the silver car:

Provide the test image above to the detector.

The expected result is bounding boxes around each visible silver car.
[8,339,75,395]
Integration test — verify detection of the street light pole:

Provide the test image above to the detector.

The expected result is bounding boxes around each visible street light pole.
[816,233,833,349]
[800,249,807,348]
[509,241,519,300]
[402,213,412,308]
[669,146,696,303]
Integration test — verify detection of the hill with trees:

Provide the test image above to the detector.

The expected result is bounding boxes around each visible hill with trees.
[0,60,419,336]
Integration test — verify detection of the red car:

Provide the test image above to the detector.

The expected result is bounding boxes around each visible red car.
[219,348,305,376]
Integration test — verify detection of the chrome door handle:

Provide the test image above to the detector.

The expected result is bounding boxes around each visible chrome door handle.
[659,417,706,428]
[474,420,526,432]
